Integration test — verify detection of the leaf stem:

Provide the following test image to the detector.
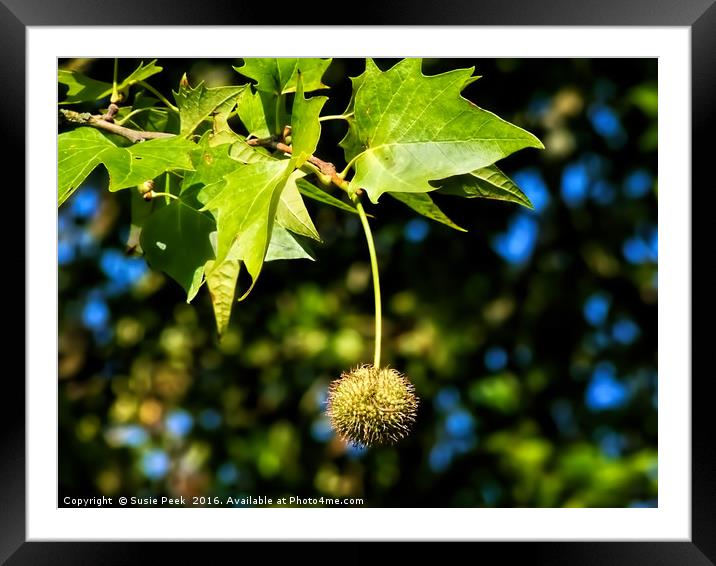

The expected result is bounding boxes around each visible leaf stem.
[274,94,283,136]
[115,107,151,126]
[339,154,361,179]
[318,112,354,122]
[111,58,120,103]
[354,197,382,368]
[149,191,179,201]
[138,81,179,113]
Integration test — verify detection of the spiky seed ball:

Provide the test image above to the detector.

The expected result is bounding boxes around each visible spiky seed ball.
[326,365,419,446]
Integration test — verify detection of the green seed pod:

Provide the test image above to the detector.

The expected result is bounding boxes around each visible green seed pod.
[326,365,419,446]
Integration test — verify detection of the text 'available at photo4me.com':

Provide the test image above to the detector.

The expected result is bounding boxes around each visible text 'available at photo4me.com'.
[61,495,365,507]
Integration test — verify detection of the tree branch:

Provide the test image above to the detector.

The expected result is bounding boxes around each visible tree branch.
[247,136,354,191]
[59,108,174,144]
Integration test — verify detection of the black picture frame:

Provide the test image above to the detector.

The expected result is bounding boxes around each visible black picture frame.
[3,1,712,563]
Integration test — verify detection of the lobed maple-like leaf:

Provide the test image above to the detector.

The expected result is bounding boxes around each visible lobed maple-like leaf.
[343,58,543,203]
[234,58,332,95]
[199,160,294,299]
[173,79,245,136]
[140,200,216,294]
[58,127,195,205]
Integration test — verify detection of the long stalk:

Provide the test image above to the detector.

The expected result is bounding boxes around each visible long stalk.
[354,199,382,368]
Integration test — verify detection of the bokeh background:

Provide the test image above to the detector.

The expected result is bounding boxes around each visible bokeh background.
[58,58,658,507]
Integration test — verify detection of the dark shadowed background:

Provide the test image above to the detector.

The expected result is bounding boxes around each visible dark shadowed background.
[58,57,657,507]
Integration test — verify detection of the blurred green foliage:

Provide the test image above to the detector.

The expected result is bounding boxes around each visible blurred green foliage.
[58,58,657,507]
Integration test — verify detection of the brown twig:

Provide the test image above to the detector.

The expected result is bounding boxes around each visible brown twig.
[100,103,120,122]
[59,108,174,144]
[247,136,349,189]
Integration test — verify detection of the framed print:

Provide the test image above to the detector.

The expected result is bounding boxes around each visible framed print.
[4,0,713,563]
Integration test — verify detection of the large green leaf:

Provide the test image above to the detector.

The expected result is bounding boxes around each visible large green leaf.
[435,164,534,209]
[173,80,244,136]
[290,77,327,166]
[205,259,241,337]
[199,160,293,298]
[390,192,466,232]
[234,58,332,95]
[295,178,359,216]
[140,201,216,294]
[265,223,315,261]
[276,171,320,241]
[58,128,196,205]
[344,58,543,203]
[58,70,112,105]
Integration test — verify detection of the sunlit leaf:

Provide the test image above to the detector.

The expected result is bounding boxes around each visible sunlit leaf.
[290,76,327,166]
[234,58,332,95]
[116,60,163,94]
[276,171,320,240]
[236,87,274,139]
[173,80,244,136]
[58,128,196,205]
[199,160,293,299]
[205,259,241,336]
[344,58,543,202]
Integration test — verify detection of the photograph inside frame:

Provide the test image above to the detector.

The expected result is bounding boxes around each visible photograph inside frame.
[57,57,657,509]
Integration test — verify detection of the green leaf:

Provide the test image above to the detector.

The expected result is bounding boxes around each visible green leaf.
[390,192,466,232]
[199,160,293,299]
[205,259,241,336]
[174,80,244,136]
[339,58,382,162]
[58,60,163,105]
[114,91,179,133]
[58,128,196,204]
[121,107,179,135]
[182,137,244,193]
[290,76,327,165]
[211,97,240,136]
[265,223,316,262]
[276,171,320,240]
[140,201,216,295]
[295,178,360,216]
[344,58,543,203]
[116,60,163,94]
[236,88,273,139]
[104,137,196,192]
[58,70,112,104]
[126,187,162,255]
[234,58,332,95]
[58,128,116,205]
[435,164,534,209]
[229,139,274,163]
